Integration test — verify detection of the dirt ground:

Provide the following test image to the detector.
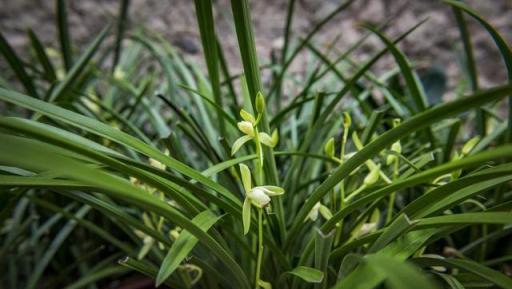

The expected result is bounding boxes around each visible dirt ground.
[1,0,511,94]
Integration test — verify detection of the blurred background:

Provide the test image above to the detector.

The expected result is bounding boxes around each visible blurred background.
[1,0,511,98]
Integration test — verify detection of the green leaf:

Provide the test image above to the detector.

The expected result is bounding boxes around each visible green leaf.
[0,32,39,98]
[27,29,57,83]
[364,24,429,111]
[0,133,250,289]
[315,228,334,287]
[444,0,512,141]
[48,25,110,103]
[287,266,324,283]
[57,0,73,71]
[333,254,438,289]
[62,266,129,289]
[323,145,512,234]
[451,3,482,134]
[242,197,251,235]
[402,166,512,218]
[194,0,225,135]
[119,257,178,288]
[111,0,130,72]
[0,87,240,207]
[24,205,90,289]
[414,257,512,289]
[288,84,511,243]
[417,212,512,228]
[156,210,222,286]
[368,214,414,253]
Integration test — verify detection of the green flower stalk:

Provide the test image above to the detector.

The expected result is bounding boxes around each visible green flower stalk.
[386,118,402,223]
[325,112,351,245]
[239,164,284,289]
[232,92,278,172]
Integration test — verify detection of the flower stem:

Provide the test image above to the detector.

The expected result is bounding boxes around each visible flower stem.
[386,159,399,223]
[254,208,264,288]
[334,130,348,245]
[253,127,264,184]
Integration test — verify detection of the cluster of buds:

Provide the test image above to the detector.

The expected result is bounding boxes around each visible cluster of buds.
[231,92,278,166]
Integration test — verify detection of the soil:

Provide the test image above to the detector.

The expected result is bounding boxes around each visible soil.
[1,0,511,96]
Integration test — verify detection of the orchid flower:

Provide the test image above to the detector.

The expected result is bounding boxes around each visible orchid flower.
[231,110,278,155]
[306,201,333,222]
[239,164,284,234]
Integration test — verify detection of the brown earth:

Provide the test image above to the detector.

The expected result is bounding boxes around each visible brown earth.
[1,0,511,95]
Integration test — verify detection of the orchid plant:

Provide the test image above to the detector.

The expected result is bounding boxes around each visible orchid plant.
[233,91,285,289]
[1,1,512,289]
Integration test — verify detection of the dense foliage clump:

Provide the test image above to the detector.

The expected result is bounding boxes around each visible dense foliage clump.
[0,0,511,289]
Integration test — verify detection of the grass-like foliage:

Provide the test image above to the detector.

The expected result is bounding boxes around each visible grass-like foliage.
[1,0,512,288]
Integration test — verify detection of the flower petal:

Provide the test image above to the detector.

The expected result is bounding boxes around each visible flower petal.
[242,197,252,235]
[324,137,335,158]
[259,132,275,147]
[319,204,333,220]
[363,165,381,186]
[240,109,256,124]
[271,129,279,146]
[237,121,255,136]
[231,135,253,156]
[306,202,321,221]
[258,185,285,196]
[239,164,252,192]
[248,188,271,207]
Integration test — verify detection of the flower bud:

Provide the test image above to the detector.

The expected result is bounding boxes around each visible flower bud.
[240,109,256,124]
[324,137,335,158]
[462,136,480,156]
[363,165,380,186]
[343,112,352,128]
[271,129,279,146]
[386,141,402,165]
[255,91,266,114]
[237,121,255,137]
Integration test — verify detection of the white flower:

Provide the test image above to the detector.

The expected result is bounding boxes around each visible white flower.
[356,223,377,237]
[307,202,321,221]
[306,202,333,222]
[237,121,255,137]
[247,187,271,208]
[247,186,284,208]
[239,164,285,234]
